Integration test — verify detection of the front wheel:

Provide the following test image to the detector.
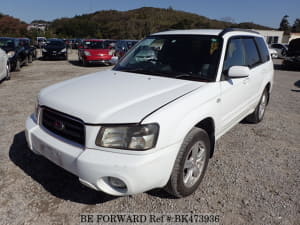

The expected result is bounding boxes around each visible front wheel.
[245,88,269,123]
[165,127,210,198]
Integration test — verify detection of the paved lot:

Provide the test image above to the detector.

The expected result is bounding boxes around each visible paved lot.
[0,53,299,225]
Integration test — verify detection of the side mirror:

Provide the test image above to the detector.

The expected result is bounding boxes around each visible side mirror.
[228,66,250,78]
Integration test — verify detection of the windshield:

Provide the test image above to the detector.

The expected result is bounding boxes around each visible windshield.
[114,35,222,82]
[0,38,15,48]
[83,41,109,49]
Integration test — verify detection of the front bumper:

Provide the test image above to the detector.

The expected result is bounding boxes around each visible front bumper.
[84,55,112,64]
[42,51,67,59]
[25,115,179,196]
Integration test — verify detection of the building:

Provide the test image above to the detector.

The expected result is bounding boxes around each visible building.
[253,29,284,44]
[27,23,47,31]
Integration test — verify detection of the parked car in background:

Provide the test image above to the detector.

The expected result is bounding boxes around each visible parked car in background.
[78,39,114,66]
[36,37,47,48]
[269,47,278,59]
[19,38,37,63]
[71,39,82,49]
[0,48,10,82]
[42,39,68,60]
[115,40,139,59]
[270,43,288,58]
[283,38,300,69]
[0,37,29,71]
[26,29,274,198]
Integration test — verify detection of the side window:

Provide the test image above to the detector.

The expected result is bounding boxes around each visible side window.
[223,38,246,72]
[255,37,270,63]
[243,38,261,68]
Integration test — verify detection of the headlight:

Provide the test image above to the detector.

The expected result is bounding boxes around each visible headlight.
[95,124,159,150]
[84,51,91,56]
[7,51,15,58]
[60,48,66,53]
[42,48,47,52]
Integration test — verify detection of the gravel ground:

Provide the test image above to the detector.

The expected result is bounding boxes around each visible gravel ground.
[0,52,299,225]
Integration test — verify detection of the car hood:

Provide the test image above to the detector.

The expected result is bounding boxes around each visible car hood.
[44,45,65,51]
[39,70,203,124]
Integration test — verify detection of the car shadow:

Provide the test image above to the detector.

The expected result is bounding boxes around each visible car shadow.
[68,60,110,68]
[68,60,87,67]
[9,131,117,204]
[146,189,178,199]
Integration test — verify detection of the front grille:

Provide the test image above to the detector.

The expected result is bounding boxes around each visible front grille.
[41,107,85,146]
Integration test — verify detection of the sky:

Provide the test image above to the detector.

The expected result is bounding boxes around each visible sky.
[1,0,299,28]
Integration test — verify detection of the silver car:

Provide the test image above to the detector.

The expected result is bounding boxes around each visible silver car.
[0,48,10,82]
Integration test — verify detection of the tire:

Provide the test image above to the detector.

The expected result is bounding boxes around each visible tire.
[82,58,88,66]
[165,127,210,198]
[14,59,21,71]
[6,63,11,80]
[28,54,33,63]
[245,88,269,123]
[24,56,29,66]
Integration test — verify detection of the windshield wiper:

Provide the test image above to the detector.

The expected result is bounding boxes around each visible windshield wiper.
[119,68,173,77]
[175,72,211,82]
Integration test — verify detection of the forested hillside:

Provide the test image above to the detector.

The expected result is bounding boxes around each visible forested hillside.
[0,13,27,37]
[0,7,272,39]
[50,7,272,39]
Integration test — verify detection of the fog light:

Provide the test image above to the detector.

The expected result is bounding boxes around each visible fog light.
[108,177,126,189]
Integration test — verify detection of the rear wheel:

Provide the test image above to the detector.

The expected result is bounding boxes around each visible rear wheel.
[28,54,33,63]
[6,63,11,80]
[24,56,29,66]
[246,88,269,123]
[165,127,210,198]
[14,59,21,71]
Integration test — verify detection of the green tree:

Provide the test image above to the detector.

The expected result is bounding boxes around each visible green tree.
[292,18,300,32]
[279,15,290,34]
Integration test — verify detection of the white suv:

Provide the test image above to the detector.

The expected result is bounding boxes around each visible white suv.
[25,29,274,197]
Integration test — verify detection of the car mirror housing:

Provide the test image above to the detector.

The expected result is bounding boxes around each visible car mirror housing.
[228,66,250,78]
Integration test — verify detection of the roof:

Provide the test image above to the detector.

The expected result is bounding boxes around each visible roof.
[151,28,260,37]
[152,29,222,36]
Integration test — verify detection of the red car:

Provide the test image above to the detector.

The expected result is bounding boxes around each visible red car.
[78,39,115,66]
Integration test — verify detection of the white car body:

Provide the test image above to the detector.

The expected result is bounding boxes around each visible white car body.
[0,48,9,81]
[25,29,274,196]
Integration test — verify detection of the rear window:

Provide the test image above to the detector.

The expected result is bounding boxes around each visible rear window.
[255,37,270,63]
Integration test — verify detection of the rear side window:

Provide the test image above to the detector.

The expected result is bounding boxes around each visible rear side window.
[242,38,261,68]
[255,37,270,63]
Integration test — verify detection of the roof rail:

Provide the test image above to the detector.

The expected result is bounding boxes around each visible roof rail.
[219,28,259,37]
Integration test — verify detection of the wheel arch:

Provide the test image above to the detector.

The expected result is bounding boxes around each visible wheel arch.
[194,117,215,158]
[265,82,271,104]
